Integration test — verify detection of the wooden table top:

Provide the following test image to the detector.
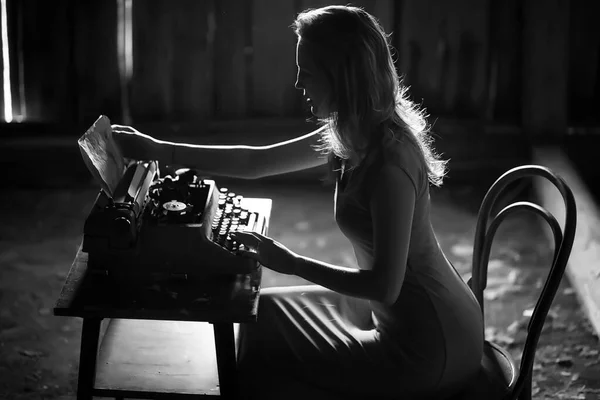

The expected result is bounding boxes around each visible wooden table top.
[53,198,271,323]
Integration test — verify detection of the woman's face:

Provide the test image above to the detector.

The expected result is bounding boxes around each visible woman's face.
[295,39,332,118]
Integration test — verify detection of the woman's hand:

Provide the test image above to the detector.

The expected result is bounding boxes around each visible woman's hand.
[230,231,300,275]
[111,124,165,162]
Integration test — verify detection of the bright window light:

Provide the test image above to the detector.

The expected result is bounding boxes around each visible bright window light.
[1,0,12,122]
[117,0,133,79]
[117,0,133,123]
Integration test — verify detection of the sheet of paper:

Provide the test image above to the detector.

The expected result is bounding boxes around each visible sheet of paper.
[78,115,125,197]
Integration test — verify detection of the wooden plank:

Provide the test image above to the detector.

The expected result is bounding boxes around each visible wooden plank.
[447,0,490,118]
[395,0,490,118]
[17,0,74,122]
[213,0,249,118]
[72,1,122,125]
[522,0,569,138]
[568,0,600,124]
[251,0,298,117]
[395,0,451,114]
[130,1,215,124]
[487,0,521,123]
[94,319,220,397]
[130,0,174,121]
[170,0,215,122]
[532,146,600,338]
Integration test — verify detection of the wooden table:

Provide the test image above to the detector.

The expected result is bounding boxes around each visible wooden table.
[54,198,271,400]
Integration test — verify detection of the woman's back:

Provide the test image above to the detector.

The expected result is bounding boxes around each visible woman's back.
[335,133,484,394]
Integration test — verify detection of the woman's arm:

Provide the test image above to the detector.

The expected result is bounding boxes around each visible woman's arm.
[294,165,416,305]
[294,256,384,301]
[113,124,329,180]
[249,124,329,179]
[114,130,257,179]
[167,141,259,180]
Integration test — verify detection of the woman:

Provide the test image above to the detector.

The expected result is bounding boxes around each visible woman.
[113,5,483,399]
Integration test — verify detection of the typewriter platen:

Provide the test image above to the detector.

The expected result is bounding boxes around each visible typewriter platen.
[82,161,267,280]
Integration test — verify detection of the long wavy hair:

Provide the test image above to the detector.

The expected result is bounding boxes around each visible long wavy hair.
[291,5,448,190]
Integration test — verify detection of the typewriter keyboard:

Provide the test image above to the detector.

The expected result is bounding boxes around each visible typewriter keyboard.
[211,187,262,253]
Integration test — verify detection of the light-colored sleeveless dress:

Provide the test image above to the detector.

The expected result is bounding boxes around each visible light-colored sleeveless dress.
[236,133,484,400]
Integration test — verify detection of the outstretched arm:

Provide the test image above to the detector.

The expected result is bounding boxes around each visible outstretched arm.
[250,124,329,178]
[112,124,329,180]
[112,125,259,179]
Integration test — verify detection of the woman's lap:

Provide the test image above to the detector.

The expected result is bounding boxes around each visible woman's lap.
[236,285,429,398]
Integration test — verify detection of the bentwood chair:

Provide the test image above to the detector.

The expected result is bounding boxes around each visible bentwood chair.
[451,165,577,400]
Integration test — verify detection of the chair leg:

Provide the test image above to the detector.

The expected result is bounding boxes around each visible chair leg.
[518,369,533,400]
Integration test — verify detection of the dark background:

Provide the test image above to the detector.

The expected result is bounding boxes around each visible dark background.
[3,0,600,126]
[1,0,599,187]
[0,1,600,399]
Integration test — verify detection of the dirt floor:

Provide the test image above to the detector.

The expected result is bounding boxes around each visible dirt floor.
[0,177,599,400]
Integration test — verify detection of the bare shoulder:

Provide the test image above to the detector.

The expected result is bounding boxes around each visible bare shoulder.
[252,125,329,178]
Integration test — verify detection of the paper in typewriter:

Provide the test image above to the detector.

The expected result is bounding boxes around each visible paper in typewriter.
[78,115,125,197]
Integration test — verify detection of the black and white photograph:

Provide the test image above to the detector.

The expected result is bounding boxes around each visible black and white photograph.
[0,1,599,399]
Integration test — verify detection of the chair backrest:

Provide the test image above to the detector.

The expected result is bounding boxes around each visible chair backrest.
[469,165,577,400]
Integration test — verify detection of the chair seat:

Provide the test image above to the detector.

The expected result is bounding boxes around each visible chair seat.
[449,340,516,400]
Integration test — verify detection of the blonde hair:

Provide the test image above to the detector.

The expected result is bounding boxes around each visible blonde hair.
[291,5,448,188]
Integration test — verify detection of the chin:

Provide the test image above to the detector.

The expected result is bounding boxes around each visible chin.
[311,106,328,119]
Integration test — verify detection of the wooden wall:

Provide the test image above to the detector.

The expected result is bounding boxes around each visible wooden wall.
[73,1,122,125]
[5,0,77,123]
[0,0,598,130]
[568,0,600,126]
[396,0,491,119]
[125,0,395,122]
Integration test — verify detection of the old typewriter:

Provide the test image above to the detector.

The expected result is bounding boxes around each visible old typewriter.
[80,119,267,281]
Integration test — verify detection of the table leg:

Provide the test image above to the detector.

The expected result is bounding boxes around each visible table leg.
[213,322,238,400]
[77,317,102,400]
